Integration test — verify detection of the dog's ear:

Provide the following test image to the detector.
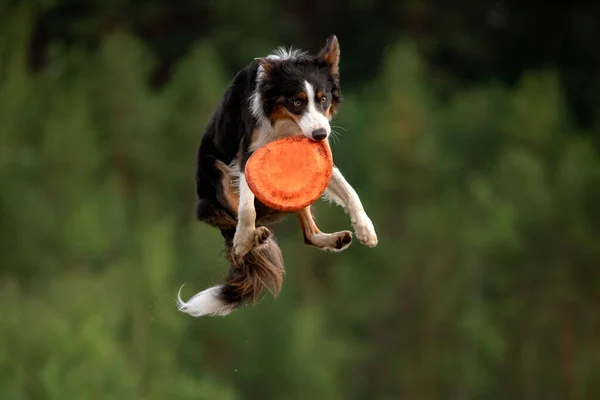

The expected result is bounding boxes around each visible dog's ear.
[317,35,340,74]
[255,57,277,75]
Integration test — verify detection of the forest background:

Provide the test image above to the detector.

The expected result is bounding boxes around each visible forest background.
[1,1,600,399]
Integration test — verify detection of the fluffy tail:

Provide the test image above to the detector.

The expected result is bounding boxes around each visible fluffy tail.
[176,229,285,317]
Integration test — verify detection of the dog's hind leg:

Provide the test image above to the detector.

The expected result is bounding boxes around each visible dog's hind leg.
[296,205,352,252]
[194,160,240,233]
[215,160,240,215]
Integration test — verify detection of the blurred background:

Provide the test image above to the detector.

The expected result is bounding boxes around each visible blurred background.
[1,0,600,399]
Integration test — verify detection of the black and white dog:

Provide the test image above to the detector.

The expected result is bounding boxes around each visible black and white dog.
[177,35,378,317]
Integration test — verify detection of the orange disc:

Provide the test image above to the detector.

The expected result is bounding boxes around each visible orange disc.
[245,136,333,212]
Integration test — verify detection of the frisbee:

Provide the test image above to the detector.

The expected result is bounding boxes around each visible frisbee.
[245,135,333,212]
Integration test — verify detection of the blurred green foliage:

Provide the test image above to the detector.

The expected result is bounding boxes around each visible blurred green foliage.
[1,2,600,399]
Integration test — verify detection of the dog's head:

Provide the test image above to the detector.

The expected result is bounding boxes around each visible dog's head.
[252,35,342,142]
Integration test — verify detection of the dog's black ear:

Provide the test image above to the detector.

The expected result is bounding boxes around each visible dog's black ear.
[317,35,340,74]
[255,57,277,75]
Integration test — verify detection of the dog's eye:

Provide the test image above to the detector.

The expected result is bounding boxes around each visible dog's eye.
[293,100,301,107]
[320,96,327,103]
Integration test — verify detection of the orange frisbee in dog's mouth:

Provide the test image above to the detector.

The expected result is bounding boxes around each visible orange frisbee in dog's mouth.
[245,136,333,212]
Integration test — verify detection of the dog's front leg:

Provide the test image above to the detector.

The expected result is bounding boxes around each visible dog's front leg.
[233,173,270,257]
[324,167,378,247]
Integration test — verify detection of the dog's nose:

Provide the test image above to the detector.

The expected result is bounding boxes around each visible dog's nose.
[311,128,327,141]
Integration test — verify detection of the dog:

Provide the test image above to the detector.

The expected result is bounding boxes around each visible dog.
[176,35,378,317]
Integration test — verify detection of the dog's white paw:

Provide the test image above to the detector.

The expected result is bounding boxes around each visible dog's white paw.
[233,225,256,257]
[233,226,271,257]
[306,230,353,252]
[254,226,271,247]
[352,212,378,247]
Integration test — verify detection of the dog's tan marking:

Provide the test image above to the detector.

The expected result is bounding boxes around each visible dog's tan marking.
[269,105,301,124]
[298,92,307,100]
[295,206,352,252]
[324,105,333,119]
[215,160,239,215]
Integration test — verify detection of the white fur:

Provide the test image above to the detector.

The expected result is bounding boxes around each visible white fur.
[250,85,270,130]
[270,46,308,60]
[298,81,331,140]
[233,173,257,257]
[324,167,378,247]
[237,173,255,224]
[177,284,235,317]
[307,231,352,253]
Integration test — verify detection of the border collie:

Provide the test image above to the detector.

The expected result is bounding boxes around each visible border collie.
[177,35,378,317]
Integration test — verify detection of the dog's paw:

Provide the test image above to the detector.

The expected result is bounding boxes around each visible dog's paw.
[352,213,378,247]
[334,230,353,250]
[234,226,271,257]
[306,230,352,252]
[233,225,256,257]
[254,226,271,247]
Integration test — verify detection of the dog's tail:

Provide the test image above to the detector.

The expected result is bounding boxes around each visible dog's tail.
[176,229,285,317]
